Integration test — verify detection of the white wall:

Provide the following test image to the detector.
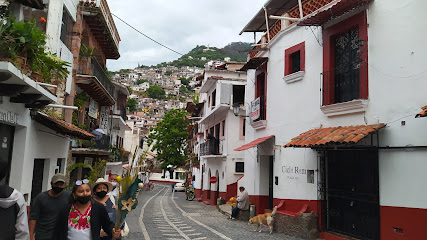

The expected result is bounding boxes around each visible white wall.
[242,0,427,206]
[3,99,69,204]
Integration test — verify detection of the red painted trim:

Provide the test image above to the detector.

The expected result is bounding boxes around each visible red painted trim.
[249,195,270,215]
[285,42,305,76]
[226,182,238,200]
[322,11,368,105]
[381,205,427,240]
[273,198,318,214]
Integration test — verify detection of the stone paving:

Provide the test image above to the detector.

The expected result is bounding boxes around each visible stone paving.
[124,183,306,240]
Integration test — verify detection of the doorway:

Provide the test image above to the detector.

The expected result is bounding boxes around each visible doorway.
[0,123,15,184]
[207,169,211,200]
[259,155,274,211]
[215,170,219,203]
[324,150,379,240]
[268,156,273,209]
[31,159,45,204]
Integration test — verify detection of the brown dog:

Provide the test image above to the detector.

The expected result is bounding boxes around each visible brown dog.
[248,206,277,234]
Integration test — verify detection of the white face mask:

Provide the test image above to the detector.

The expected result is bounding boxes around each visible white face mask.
[111,182,117,187]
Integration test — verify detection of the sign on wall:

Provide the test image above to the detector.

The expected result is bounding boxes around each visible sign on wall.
[210,176,217,184]
[251,97,260,122]
[0,110,19,125]
[88,98,98,119]
[99,106,109,132]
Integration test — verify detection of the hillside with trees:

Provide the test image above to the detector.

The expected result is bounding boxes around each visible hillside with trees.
[146,42,251,68]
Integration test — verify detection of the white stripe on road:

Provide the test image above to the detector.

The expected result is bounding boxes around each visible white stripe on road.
[160,190,192,240]
[171,194,232,240]
[187,233,202,236]
[139,187,166,240]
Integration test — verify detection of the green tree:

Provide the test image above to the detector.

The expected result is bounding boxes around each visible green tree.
[127,98,137,113]
[147,109,189,175]
[178,77,190,86]
[146,85,166,99]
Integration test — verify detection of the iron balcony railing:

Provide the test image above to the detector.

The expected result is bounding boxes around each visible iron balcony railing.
[321,61,368,106]
[200,138,220,156]
[120,103,127,122]
[80,0,120,50]
[91,59,115,97]
[81,134,111,150]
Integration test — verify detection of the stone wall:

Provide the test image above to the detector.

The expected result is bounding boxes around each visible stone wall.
[273,212,318,239]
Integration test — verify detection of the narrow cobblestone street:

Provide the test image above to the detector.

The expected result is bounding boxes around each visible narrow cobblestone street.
[125,183,303,240]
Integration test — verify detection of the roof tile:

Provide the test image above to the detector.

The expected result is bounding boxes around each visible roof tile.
[284,124,386,148]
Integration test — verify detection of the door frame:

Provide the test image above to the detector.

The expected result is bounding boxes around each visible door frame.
[318,149,380,240]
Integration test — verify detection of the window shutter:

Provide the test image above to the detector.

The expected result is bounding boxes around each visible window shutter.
[220,83,232,105]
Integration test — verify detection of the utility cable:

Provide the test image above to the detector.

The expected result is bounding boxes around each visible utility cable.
[111,13,185,56]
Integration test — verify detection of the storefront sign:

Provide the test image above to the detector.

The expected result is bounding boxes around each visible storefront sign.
[282,165,307,181]
[99,106,109,131]
[88,98,98,119]
[0,110,19,124]
[251,97,260,122]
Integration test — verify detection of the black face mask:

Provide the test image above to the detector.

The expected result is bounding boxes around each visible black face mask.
[95,190,107,199]
[76,195,91,204]
[51,186,64,194]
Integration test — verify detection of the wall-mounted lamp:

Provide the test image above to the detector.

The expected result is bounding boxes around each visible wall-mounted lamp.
[232,102,249,117]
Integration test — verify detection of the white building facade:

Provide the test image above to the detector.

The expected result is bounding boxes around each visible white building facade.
[238,0,427,239]
[194,69,247,205]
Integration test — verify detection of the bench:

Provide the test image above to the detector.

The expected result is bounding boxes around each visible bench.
[273,200,317,239]
[236,209,250,221]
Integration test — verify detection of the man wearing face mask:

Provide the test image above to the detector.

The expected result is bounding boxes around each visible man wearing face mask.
[29,173,71,240]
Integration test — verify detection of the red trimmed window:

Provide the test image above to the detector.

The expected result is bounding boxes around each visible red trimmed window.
[254,68,267,121]
[285,42,305,76]
[322,12,368,105]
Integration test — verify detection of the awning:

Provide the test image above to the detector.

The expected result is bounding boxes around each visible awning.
[298,0,373,26]
[240,0,299,34]
[284,124,386,148]
[415,105,427,118]
[235,135,275,151]
[34,111,94,140]
[240,57,268,71]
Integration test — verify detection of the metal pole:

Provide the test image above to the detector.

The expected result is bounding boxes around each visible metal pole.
[263,6,270,43]
[298,0,304,18]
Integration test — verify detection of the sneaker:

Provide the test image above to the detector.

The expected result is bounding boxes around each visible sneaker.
[231,217,236,220]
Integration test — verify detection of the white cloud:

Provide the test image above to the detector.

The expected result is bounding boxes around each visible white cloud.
[106,0,266,71]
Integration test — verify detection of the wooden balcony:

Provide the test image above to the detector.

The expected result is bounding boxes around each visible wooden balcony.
[80,0,121,59]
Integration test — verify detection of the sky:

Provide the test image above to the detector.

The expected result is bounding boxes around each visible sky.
[105,0,267,71]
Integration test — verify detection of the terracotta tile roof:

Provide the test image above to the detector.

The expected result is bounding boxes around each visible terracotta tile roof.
[415,105,427,118]
[34,111,94,140]
[235,135,275,151]
[298,0,373,26]
[284,124,386,148]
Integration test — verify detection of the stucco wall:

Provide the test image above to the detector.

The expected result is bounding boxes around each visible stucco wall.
[243,0,427,208]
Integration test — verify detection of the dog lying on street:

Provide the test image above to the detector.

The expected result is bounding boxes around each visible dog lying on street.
[248,206,277,234]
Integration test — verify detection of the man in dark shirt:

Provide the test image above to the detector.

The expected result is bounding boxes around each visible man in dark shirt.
[29,173,71,240]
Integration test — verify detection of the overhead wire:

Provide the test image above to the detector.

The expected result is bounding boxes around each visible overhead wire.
[111,13,185,56]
